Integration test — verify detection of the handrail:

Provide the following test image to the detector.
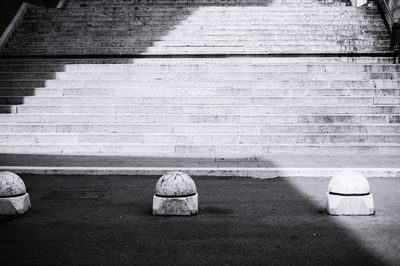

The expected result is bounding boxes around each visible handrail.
[0,3,31,52]
[375,0,400,34]
[0,0,66,53]
[57,0,68,9]
[381,0,396,24]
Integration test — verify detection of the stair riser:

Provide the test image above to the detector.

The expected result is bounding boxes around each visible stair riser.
[1,134,399,144]
[11,105,400,114]
[2,58,394,64]
[2,64,400,73]
[13,29,388,36]
[5,47,389,54]
[20,20,385,25]
[16,32,383,39]
[0,114,396,124]
[10,35,391,43]
[1,80,398,88]
[1,73,397,80]
[7,40,390,47]
[18,24,387,30]
[0,124,399,134]
[2,96,399,105]
[0,144,399,155]
[29,7,378,13]
[2,88,399,97]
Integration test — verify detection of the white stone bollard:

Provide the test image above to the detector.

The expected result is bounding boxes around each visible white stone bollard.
[0,171,31,215]
[326,171,374,216]
[153,171,198,216]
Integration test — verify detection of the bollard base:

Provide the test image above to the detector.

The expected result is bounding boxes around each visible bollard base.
[326,193,374,216]
[153,193,198,216]
[0,193,31,215]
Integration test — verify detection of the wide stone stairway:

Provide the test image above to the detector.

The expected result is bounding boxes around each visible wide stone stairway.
[0,0,399,176]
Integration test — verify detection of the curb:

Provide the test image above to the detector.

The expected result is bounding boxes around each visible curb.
[1,166,400,178]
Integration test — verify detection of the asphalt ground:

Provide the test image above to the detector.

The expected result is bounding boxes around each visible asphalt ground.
[1,175,400,265]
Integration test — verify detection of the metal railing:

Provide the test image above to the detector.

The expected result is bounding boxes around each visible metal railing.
[376,0,400,32]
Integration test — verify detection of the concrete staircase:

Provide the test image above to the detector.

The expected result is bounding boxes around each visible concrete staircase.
[0,0,399,159]
[1,0,391,55]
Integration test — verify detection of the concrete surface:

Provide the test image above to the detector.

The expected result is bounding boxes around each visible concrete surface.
[1,153,400,178]
[327,193,375,216]
[1,175,400,265]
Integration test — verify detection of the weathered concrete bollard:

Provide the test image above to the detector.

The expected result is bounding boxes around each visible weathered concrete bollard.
[153,171,198,216]
[326,171,374,216]
[0,171,31,215]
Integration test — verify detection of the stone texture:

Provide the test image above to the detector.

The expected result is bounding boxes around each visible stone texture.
[0,193,31,215]
[155,171,197,197]
[153,171,198,216]
[326,193,374,216]
[0,171,31,215]
[0,171,26,197]
[0,0,398,158]
[153,193,198,216]
[326,171,374,215]
[328,171,370,195]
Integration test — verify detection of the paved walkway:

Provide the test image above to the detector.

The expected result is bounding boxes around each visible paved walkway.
[0,153,399,177]
[1,175,400,265]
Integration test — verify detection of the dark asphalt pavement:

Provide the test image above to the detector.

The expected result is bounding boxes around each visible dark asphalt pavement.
[1,175,400,265]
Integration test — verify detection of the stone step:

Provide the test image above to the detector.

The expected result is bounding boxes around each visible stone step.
[2,154,397,177]
[1,87,399,97]
[6,40,390,48]
[2,49,391,56]
[0,123,398,134]
[1,0,397,157]
[0,114,397,124]
[11,30,388,38]
[8,105,399,115]
[27,13,378,19]
[0,133,398,144]
[1,72,397,80]
[64,2,348,6]
[25,8,377,14]
[63,1,344,6]
[25,12,379,20]
[26,10,378,15]
[14,25,388,32]
[1,79,398,88]
[23,14,378,22]
[11,32,387,39]
[4,46,389,55]
[0,57,395,64]
[1,64,400,72]
[31,6,374,13]
[19,21,386,28]
[1,96,399,105]
[9,34,391,43]
[0,143,399,155]
[8,1,386,55]
[63,0,348,5]
[21,16,383,21]
[26,14,377,21]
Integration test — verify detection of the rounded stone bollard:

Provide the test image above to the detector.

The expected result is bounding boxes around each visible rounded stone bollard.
[326,171,374,216]
[153,171,198,216]
[0,171,31,215]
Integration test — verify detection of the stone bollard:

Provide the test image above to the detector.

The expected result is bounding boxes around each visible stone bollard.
[326,171,374,216]
[0,171,31,215]
[153,171,198,216]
